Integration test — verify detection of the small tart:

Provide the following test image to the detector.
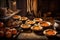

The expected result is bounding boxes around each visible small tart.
[31,25,43,31]
[41,21,51,27]
[21,17,28,21]
[33,18,43,22]
[43,29,57,36]
[12,15,21,19]
[21,24,31,28]
[26,20,35,25]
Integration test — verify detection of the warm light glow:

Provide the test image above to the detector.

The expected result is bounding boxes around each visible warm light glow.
[13,1,16,5]
[27,0,37,17]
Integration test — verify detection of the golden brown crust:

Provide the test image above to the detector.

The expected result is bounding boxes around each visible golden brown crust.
[21,17,28,20]
[43,29,57,36]
[31,25,43,31]
[34,18,42,22]
[41,22,49,27]
[13,15,21,19]
[21,24,30,28]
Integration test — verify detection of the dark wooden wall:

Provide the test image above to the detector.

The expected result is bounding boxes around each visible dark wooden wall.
[16,0,60,17]
[16,0,27,16]
[0,0,6,7]
[0,0,60,18]
[38,0,59,12]
[38,0,60,17]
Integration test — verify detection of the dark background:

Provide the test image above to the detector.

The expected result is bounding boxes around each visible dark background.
[0,0,60,17]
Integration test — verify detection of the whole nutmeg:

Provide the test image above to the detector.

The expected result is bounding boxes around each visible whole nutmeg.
[0,22,4,27]
[7,29,12,32]
[0,31,4,37]
[12,28,17,35]
[6,31,12,38]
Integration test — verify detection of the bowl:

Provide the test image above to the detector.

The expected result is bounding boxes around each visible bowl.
[25,20,35,25]
[33,18,43,22]
[40,21,53,29]
[43,29,57,36]
[31,24,43,31]
[20,24,31,29]
[21,17,28,21]
[12,15,21,20]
